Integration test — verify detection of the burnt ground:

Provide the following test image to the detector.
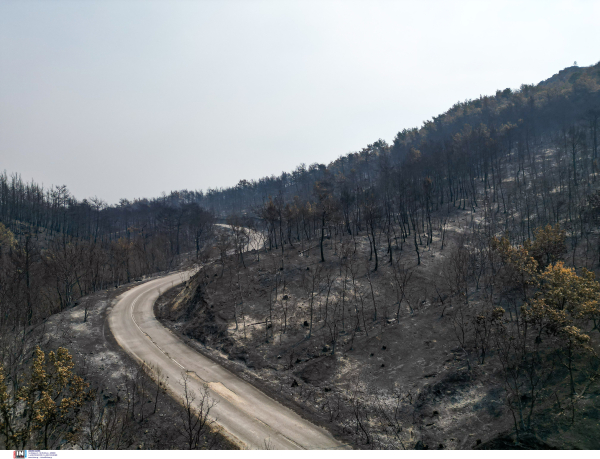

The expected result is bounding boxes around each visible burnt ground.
[155,208,600,450]
[38,275,236,450]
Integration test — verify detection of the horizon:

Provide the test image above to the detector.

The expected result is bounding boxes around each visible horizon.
[1,0,599,204]
[1,61,595,207]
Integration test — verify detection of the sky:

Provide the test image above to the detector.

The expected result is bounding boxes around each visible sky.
[1,0,599,204]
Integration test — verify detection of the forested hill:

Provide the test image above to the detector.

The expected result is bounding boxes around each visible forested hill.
[538,64,595,87]
[0,62,599,328]
[2,62,599,224]
[193,61,600,216]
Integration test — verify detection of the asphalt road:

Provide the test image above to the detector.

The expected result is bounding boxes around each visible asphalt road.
[108,267,344,449]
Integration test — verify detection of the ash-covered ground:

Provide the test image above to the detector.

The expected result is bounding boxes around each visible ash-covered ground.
[156,209,600,450]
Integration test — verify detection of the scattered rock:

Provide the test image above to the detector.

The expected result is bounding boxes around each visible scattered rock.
[370,353,374,357]
[382,345,387,350]
[291,379,299,388]
[381,363,385,367]
[303,320,309,327]
[282,294,288,300]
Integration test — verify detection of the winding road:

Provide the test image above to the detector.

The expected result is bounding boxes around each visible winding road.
[108,230,344,450]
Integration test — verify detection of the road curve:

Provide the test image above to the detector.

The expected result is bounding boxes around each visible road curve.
[108,270,345,450]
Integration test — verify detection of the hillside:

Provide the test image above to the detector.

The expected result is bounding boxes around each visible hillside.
[188,61,600,216]
[156,63,600,449]
[538,64,600,89]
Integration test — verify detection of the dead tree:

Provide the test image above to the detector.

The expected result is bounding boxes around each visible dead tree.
[177,373,216,450]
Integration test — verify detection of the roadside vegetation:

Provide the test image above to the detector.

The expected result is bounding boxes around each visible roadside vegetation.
[0,285,233,450]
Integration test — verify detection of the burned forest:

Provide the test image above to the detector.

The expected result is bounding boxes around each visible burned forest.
[2,62,600,449]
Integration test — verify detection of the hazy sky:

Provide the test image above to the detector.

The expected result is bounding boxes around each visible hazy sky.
[1,0,598,204]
